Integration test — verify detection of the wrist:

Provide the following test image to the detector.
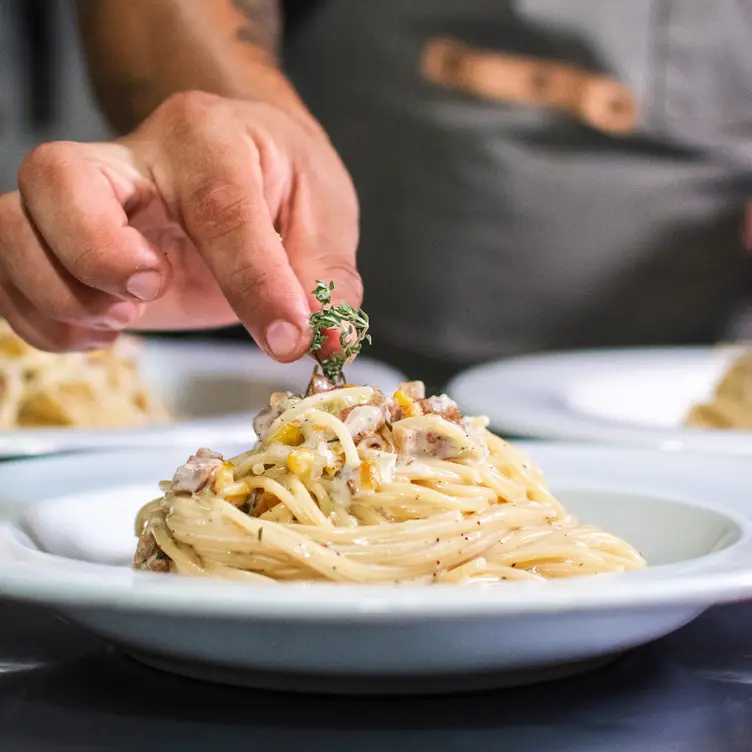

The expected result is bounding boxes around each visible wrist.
[233,61,321,133]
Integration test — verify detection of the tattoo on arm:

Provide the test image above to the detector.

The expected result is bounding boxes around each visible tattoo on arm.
[232,0,281,54]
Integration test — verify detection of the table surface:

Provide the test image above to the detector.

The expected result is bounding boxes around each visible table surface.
[1,599,752,751]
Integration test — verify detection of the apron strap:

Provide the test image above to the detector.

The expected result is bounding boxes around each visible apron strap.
[422,36,638,136]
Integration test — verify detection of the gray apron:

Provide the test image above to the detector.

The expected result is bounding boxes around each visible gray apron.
[284,0,752,381]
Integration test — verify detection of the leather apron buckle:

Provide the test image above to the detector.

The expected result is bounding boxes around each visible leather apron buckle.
[421,36,638,135]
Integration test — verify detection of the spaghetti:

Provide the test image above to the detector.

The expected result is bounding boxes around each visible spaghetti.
[0,320,167,429]
[685,350,752,430]
[134,375,645,584]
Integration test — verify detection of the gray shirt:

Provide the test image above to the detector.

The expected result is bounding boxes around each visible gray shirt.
[285,0,752,378]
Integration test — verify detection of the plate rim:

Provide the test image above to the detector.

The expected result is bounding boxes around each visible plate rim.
[447,346,752,454]
[1,441,752,621]
[1,547,751,620]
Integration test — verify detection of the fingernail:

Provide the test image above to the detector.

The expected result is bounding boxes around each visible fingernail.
[265,320,301,359]
[126,271,162,302]
[83,337,116,352]
[101,301,138,330]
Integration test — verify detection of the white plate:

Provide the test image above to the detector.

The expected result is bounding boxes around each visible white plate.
[0,337,405,458]
[1,443,752,694]
[448,346,752,455]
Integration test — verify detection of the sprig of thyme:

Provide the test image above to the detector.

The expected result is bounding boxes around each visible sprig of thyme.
[309,280,371,384]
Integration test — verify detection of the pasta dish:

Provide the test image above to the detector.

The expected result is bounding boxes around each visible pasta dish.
[134,373,645,584]
[0,320,167,429]
[685,350,752,430]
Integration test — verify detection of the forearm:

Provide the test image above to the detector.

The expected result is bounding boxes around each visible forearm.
[75,0,308,133]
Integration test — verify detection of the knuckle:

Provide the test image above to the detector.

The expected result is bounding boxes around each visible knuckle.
[228,258,272,302]
[183,180,257,245]
[164,90,222,119]
[0,192,20,226]
[18,142,75,193]
[158,91,229,143]
[0,191,13,214]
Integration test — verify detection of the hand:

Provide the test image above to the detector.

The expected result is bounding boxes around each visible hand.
[746,203,752,251]
[0,92,361,361]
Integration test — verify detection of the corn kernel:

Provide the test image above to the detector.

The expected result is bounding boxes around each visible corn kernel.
[271,423,304,446]
[212,461,235,493]
[225,492,250,506]
[223,481,252,506]
[360,460,380,492]
[0,337,27,358]
[287,448,313,475]
[393,389,420,417]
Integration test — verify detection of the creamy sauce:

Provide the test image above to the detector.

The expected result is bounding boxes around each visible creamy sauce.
[423,394,458,414]
[344,404,385,440]
[361,449,397,485]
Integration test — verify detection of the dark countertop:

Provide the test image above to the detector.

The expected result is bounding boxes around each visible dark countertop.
[1,599,752,751]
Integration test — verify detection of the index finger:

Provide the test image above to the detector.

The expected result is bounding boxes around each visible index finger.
[160,101,312,362]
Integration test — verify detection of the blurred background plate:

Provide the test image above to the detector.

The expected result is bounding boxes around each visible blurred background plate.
[447,346,752,455]
[0,337,406,458]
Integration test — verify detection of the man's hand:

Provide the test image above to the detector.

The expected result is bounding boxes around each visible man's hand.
[0,92,361,360]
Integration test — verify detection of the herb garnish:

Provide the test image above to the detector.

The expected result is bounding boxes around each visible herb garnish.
[309,280,371,384]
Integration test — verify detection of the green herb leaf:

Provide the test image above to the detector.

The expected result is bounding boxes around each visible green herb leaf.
[309,280,371,384]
